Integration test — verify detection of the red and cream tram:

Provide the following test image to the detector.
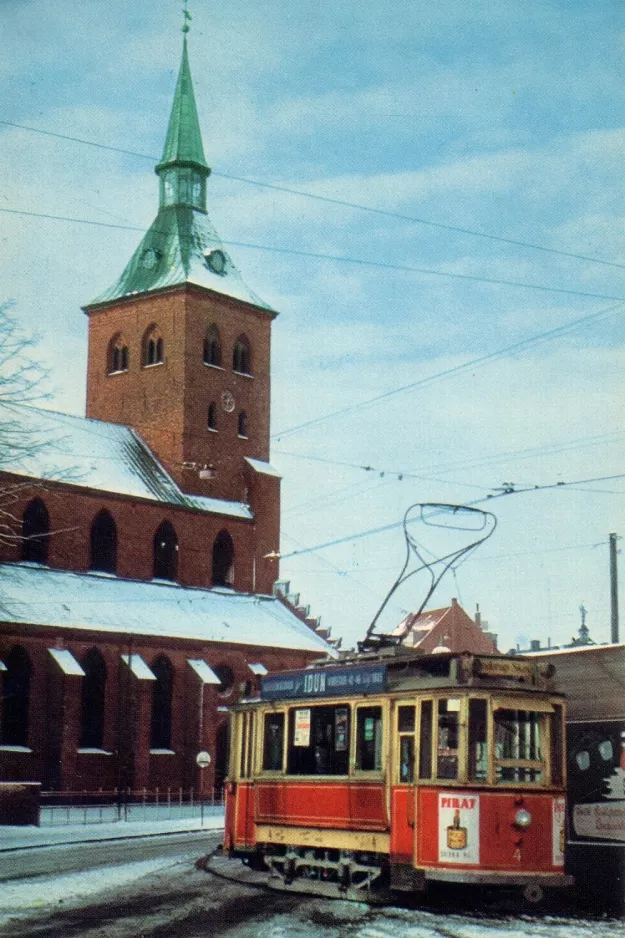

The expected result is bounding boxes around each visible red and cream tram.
[223,649,572,904]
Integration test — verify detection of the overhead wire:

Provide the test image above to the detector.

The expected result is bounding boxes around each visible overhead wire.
[277,471,625,561]
[2,117,624,271]
[272,301,625,438]
[3,205,624,308]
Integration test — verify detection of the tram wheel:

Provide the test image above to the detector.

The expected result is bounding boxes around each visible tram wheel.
[522,883,544,905]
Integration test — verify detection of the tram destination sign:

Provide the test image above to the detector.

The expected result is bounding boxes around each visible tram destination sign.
[261,664,387,701]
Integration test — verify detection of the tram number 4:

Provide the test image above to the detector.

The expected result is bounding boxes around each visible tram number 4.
[513,848,522,863]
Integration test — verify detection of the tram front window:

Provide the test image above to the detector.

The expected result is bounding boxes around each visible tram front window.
[494,708,544,783]
[437,699,460,779]
[468,698,488,781]
[287,705,349,776]
[262,712,285,771]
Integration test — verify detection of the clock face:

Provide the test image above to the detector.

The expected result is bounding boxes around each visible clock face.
[206,249,226,275]
[221,390,235,413]
[141,248,159,270]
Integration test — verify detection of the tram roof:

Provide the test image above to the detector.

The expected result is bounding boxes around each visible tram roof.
[258,649,557,702]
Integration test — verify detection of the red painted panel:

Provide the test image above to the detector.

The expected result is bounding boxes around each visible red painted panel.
[255,780,388,831]
[417,787,562,872]
[390,786,414,863]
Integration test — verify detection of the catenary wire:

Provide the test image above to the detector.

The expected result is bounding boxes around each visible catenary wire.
[3,206,624,307]
[272,301,625,438]
[277,472,625,560]
[2,117,624,271]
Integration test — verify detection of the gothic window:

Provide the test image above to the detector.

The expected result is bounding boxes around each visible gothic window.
[21,498,50,564]
[238,411,248,438]
[208,402,218,431]
[203,325,221,366]
[232,335,251,375]
[153,520,178,581]
[1,646,32,746]
[150,655,174,749]
[212,529,234,587]
[212,663,234,696]
[143,325,164,367]
[108,333,129,374]
[90,509,117,574]
[79,648,107,749]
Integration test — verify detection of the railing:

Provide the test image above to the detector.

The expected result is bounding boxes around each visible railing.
[39,787,225,827]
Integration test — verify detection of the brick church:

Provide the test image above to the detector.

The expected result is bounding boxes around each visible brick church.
[0,35,332,797]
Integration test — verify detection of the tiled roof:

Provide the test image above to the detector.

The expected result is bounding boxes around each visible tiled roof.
[0,562,334,655]
[0,401,253,520]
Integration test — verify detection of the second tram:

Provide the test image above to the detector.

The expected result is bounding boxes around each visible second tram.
[223,648,571,904]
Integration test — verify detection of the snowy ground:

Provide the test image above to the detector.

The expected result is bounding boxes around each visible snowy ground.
[0,856,179,926]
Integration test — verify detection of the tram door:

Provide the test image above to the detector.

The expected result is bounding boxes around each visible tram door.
[238,710,256,847]
[391,702,417,867]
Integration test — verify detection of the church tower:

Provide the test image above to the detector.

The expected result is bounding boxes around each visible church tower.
[84,33,277,511]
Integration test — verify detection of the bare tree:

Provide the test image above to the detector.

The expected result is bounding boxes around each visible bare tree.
[0,302,53,549]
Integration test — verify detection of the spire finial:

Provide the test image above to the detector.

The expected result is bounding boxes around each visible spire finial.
[182,0,191,33]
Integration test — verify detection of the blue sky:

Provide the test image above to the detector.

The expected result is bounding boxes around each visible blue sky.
[2,0,624,651]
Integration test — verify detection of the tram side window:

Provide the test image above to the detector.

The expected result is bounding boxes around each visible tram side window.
[356,706,383,771]
[437,699,459,780]
[468,699,488,781]
[262,712,285,771]
[287,705,350,776]
[397,705,415,783]
[494,708,543,783]
[419,700,433,779]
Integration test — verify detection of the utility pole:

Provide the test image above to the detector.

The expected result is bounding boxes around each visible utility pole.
[609,532,619,644]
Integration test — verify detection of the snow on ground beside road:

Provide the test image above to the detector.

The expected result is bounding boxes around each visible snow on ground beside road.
[0,857,176,927]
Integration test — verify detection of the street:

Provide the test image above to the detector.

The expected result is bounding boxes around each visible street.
[1,838,624,938]
[0,830,214,882]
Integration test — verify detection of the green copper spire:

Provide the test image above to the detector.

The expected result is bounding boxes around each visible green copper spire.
[155,36,209,211]
[85,30,274,315]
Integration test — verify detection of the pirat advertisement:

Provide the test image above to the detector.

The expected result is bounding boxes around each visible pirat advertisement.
[438,792,480,864]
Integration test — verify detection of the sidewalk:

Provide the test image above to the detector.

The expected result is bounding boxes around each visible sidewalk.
[0,811,225,852]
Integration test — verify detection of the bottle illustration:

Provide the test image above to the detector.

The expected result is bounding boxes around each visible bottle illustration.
[446,809,468,850]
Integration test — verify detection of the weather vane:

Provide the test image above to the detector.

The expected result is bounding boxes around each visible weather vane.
[182,0,192,33]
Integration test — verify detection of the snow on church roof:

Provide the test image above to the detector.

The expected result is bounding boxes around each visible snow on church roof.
[0,401,253,520]
[0,563,335,655]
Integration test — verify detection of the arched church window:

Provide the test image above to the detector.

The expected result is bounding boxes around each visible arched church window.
[90,509,117,574]
[21,498,50,564]
[153,520,178,581]
[212,663,234,696]
[108,333,129,374]
[79,648,107,749]
[203,325,221,366]
[143,325,164,367]
[212,529,234,587]
[1,646,32,746]
[238,411,248,438]
[150,655,174,750]
[233,335,251,375]
[208,402,218,431]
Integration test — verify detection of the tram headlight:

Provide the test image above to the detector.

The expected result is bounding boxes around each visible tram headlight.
[514,808,532,828]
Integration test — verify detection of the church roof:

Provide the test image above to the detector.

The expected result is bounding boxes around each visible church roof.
[86,205,274,312]
[0,401,253,520]
[86,38,274,314]
[0,562,334,655]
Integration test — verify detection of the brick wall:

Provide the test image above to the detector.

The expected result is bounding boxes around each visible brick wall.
[0,475,280,594]
[0,627,318,792]
[85,285,275,504]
